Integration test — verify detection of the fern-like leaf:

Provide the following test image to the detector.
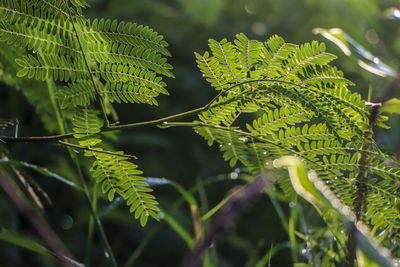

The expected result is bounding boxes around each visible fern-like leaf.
[193,34,398,245]
[72,108,159,226]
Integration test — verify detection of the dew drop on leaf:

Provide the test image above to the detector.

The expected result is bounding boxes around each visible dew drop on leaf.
[104,251,110,259]
[230,171,239,179]
[60,215,73,230]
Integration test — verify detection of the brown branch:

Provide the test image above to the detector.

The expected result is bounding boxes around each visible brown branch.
[347,75,400,267]
[183,175,272,267]
[0,134,74,143]
[0,170,77,266]
[190,206,201,244]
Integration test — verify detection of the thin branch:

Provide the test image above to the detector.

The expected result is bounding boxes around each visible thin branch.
[57,141,138,159]
[67,10,109,126]
[0,134,74,143]
[0,107,205,143]
[0,78,308,144]
[107,107,206,131]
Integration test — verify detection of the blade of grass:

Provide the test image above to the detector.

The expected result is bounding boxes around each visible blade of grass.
[254,242,289,267]
[0,228,53,258]
[0,159,82,190]
[122,174,233,267]
[161,208,194,249]
[0,228,84,267]
[201,190,237,222]
[146,177,201,243]
[122,224,162,267]
[289,206,298,263]
[85,182,98,266]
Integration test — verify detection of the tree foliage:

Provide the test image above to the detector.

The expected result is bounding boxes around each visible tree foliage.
[0,0,400,266]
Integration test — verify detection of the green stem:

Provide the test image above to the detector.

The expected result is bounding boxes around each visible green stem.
[68,12,109,126]
[161,208,194,249]
[201,188,238,221]
[68,152,118,267]
[288,207,298,263]
[168,181,201,242]
[108,107,205,131]
[46,79,118,267]
[85,182,98,267]
[46,79,66,134]
[122,225,161,267]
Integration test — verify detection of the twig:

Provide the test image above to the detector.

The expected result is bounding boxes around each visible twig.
[0,107,205,143]
[57,141,138,159]
[0,78,314,143]
[0,134,74,143]
[107,107,205,131]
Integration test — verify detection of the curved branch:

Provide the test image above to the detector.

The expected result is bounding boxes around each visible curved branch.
[0,78,326,143]
[0,134,74,143]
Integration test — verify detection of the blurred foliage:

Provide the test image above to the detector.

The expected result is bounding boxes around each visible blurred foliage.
[1,0,400,266]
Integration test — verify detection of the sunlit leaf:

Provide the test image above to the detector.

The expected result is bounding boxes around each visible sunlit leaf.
[381,98,400,114]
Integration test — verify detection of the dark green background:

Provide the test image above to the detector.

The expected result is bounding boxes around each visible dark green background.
[1,0,400,266]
